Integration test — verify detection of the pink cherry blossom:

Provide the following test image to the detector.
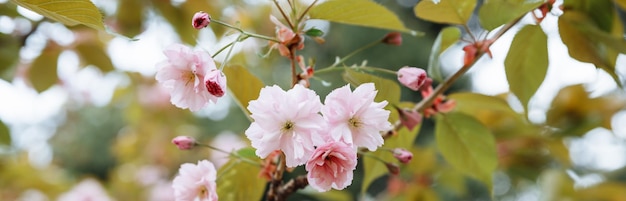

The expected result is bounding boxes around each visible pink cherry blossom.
[155,44,222,111]
[245,84,326,167]
[306,140,357,192]
[172,136,196,150]
[204,69,227,97]
[57,179,114,201]
[321,83,392,151]
[397,66,427,91]
[269,15,304,57]
[172,160,218,201]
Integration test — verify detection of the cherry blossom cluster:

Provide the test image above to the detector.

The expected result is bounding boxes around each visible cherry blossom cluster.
[245,83,392,191]
[155,44,227,112]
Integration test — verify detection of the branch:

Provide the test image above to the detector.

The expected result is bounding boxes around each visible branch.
[274,175,309,201]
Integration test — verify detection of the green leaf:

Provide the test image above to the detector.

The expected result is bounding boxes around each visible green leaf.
[435,112,497,190]
[216,147,265,201]
[0,33,20,81]
[305,28,324,37]
[504,25,548,112]
[563,0,614,32]
[75,41,115,72]
[0,120,10,146]
[115,0,144,38]
[309,0,416,34]
[478,0,543,30]
[10,0,105,31]
[28,42,61,93]
[414,0,477,25]
[342,68,401,105]
[361,124,421,194]
[559,11,624,86]
[222,65,265,115]
[428,27,461,82]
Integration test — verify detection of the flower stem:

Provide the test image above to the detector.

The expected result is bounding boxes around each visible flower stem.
[358,66,398,76]
[212,19,280,42]
[273,0,296,30]
[217,35,239,70]
[327,39,380,68]
[195,143,262,166]
[297,0,319,24]
[212,41,234,58]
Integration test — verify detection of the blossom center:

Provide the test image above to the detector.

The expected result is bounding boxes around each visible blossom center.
[282,121,294,132]
[184,70,196,86]
[198,186,208,199]
[348,117,361,128]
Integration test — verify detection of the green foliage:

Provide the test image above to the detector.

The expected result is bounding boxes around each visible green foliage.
[115,0,144,38]
[0,120,9,146]
[559,0,626,86]
[546,84,626,136]
[10,0,105,31]
[75,38,115,72]
[28,41,61,93]
[435,112,497,190]
[305,28,324,37]
[0,33,19,81]
[309,0,415,34]
[342,68,401,105]
[478,0,543,30]
[414,0,477,25]
[504,25,548,112]
[616,0,626,10]
[361,123,421,194]
[223,65,265,115]
[428,27,460,82]
[216,148,265,201]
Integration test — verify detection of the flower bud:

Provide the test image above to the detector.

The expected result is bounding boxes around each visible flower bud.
[192,11,210,29]
[392,148,413,164]
[397,108,422,131]
[172,136,196,150]
[204,70,227,97]
[397,66,427,91]
[385,163,400,175]
[382,32,402,46]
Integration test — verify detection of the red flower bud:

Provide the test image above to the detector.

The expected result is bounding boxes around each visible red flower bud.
[397,66,428,91]
[192,11,210,29]
[382,32,402,46]
[385,163,400,175]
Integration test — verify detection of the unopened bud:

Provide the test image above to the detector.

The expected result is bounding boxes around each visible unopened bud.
[172,136,196,150]
[397,66,427,91]
[192,11,211,29]
[392,148,413,164]
[397,108,422,131]
[204,70,227,97]
[382,32,402,46]
[385,163,400,175]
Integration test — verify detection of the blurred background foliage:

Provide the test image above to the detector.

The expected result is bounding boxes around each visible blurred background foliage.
[0,0,625,201]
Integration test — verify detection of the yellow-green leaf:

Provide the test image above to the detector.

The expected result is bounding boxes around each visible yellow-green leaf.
[559,11,624,87]
[0,33,20,81]
[428,26,461,82]
[616,0,626,10]
[223,65,265,115]
[28,42,61,93]
[435,112,497,190]
[0,120,9,146]
[216,147,265,201]
[342,68,401,105]
[76,41,115,72]
[115,0,144,38]
[10,0,105,31]
[478,0,543,30]
[309,0,415,34]
[414,0,477,25]
[505,25,548,112]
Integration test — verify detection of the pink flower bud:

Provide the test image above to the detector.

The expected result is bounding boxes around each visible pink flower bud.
[385,163,400,175]
[397,67,427,91]
[192,11,211,29]
[382,32,402,46]
[393,148,413,164]
[172,136,196,150]
[204,70,227,97]
[397,108,422,131]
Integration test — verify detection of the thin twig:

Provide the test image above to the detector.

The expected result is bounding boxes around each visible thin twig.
[273,0,296,30]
